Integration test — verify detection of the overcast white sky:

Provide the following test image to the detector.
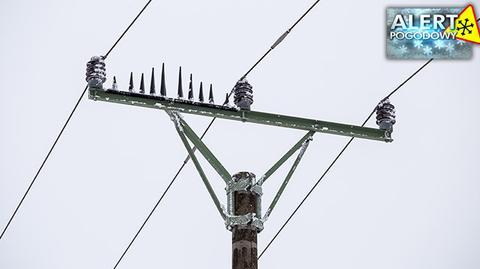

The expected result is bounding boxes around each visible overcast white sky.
[1,0,479,268]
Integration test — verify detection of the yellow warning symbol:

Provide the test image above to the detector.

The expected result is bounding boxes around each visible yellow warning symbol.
[445,5,480,44]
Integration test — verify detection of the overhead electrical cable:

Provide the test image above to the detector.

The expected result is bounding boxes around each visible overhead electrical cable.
[258,58,434,260]
[0,0,155,241]
[111,1,324,267]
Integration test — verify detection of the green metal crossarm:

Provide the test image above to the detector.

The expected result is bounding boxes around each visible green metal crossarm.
[257,131,315,186]
[176,116,231,183]
[89,87,392,142]
[167,111,226,220]
[263,136,312,221]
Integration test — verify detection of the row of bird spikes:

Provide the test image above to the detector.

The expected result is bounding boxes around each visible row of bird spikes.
[110,64,229,104]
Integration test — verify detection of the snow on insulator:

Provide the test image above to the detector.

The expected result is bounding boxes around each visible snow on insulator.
[233,78,253,110]
[376,98,396,130]
[86,56,106,88]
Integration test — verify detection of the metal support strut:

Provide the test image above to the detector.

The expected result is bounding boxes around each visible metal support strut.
[263,133,313,221]
[167,110,226,220]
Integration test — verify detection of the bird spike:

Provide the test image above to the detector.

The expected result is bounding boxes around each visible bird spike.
[129,72,134,92]
[139,73,145,93]
[208,84,214,104]
[112,76,118,91]
[150,68,155,95]
[161,63,167,97]
[224,93,230,105]
[177,66,183,98]
[198,82,204,102]
[188,74,194,101]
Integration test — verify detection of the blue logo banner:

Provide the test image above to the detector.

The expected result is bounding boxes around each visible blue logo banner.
[386,7,473,60]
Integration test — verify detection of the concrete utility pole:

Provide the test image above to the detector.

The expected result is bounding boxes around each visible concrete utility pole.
[85,57,396,269]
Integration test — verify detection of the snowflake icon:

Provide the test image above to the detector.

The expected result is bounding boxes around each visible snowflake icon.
[423,46,433,56]
[398,45,408,54]
[414,40,424,49]
[456,39,466,45]
[445,42,455,53]
[434,40,445,49]
[457,18,474,36]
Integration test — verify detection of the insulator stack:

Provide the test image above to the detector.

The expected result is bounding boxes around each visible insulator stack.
[150,68,156,95]
[233,78,253,110]
[86,56,106,88]
[376,98,396,130]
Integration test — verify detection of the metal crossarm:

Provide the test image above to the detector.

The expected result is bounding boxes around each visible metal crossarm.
[263,134,313,221]
[167,111,226,220]
[258,131,315,185]
[176,116,231,183]
[89,88,392,142]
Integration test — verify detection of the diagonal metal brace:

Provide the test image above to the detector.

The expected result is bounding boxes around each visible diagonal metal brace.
[257,131,315,186]
[167,111,226,220]
[175,116,231,183]
[263,133,313,221]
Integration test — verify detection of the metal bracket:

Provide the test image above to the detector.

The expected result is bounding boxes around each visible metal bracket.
[225,213,264,232]
[226,178,257,194]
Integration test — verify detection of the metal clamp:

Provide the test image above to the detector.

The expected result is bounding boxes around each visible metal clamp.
[225,213,264,232]
[226,178,252,194]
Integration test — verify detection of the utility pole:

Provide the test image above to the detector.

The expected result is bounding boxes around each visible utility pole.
[230,172,260,269]
[85,57,396,268]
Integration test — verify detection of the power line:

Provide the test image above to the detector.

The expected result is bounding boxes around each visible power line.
[258,58,434,260]
[0,85,87,241]
[0,0,154,241]
[242,0,321,79]
[105,1,153,58]
[112,119,215,269]
[111,0,324,267]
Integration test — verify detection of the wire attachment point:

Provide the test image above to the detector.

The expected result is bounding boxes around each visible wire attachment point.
[86,56,106,88]
[233,78,254,110]
[376,98,396,131]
